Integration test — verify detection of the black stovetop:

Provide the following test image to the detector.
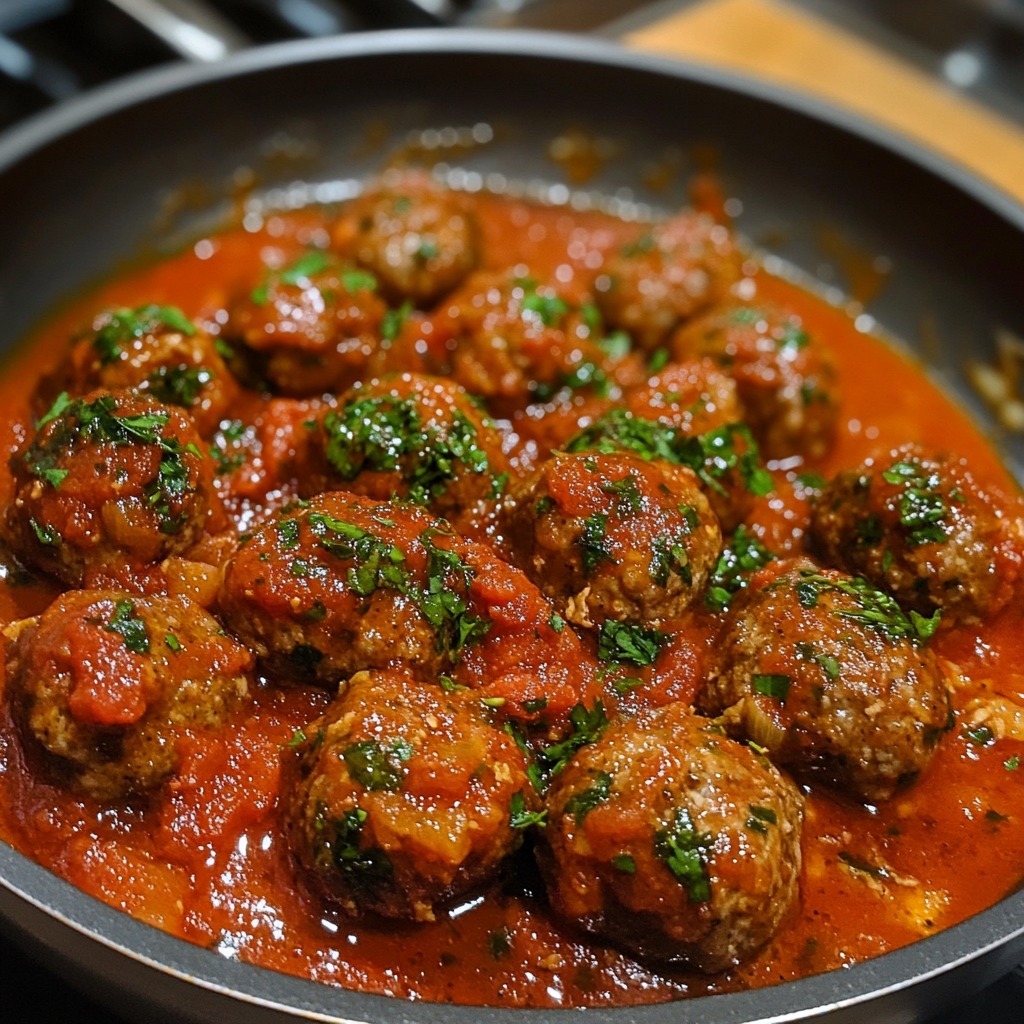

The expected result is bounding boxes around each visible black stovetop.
[0,2,1022,1021]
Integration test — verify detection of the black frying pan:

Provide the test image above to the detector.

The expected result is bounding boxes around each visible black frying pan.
[1,28,1023,1024]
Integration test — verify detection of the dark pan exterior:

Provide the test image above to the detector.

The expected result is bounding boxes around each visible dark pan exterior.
[0,28,1022,1024]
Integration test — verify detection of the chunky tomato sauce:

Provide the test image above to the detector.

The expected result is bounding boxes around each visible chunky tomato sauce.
[0,187,1022,1009]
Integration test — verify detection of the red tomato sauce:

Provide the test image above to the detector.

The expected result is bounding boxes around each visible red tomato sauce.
[0,190,1022,1009]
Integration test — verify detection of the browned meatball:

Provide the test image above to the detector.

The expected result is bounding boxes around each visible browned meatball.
[7,389,218,586]
[55,304,239,437]
[331,172,480,306]
[623,357,742,437]
[5,590,253,800]
[504,451,722,626]
[309,372,510,528]
[564,412,772,532]
[594,211,744,351]
[436,270,629,413]
[537,702,803,972]
[228,248,387,395]
[283,666,538,921]
[218,491,591,730]
[208,397,326,520]
[809,445,1024,625]
[698,559,953,803]
[671,302,839,461]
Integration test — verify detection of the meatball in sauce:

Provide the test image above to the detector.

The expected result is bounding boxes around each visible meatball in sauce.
[0,172,1021,1012]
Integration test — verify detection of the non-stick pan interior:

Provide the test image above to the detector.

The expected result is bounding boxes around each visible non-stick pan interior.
[0,29,1023,1024]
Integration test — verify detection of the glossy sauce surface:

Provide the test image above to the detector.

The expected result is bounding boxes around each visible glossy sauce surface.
[0,191,1023,1008]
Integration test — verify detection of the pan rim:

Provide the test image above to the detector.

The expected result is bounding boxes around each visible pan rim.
[1,26,1023,1024]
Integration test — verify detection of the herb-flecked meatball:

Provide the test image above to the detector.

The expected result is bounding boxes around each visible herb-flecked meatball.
[309,372,510,529]
[228,248,387,396]
[4,590,253,800]
[594,211,744,352]
[331,173,480,306]
[623,357,743,438]
[283,667,539,922]
[7,389,218,586]
[437,270,628,413]
[55,304,238,437]
[218,491,590,731]
[671,302,839,461]
[504,451,722,627]
[698,559,953,803]
[564,412,772,532]
[809,445,1024,624]
[537,702,803,972]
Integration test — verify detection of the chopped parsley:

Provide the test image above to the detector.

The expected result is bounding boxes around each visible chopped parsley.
[90,304,196,364]
[563,771,613,824]
[535,702,610,782]
[25,393,200,533]
[601,474,643,515]
[104,599,150,655]
[597,621,670,667]
[745,805,778,834]
[341,268,379,293]
[321,397,497,505]
[312,805,392,889]
[791,569,940,644]
[655,806,713,903]
[301,514,491,665]
[752,673,791,701]
[795,641,841,680]
[650,531,692,587]
[28,517,60,547]
[881,457,953,547]
[251,249,333,305]
[965,724,995,747]
[342,738,414,791]
[578,513,613,575]
[381,300,413,342]
[612,853,636,874]
[705,525,775,612]
[519,282,569,327]
[146,364,213,407]
[209,419,248,475]
[509,791,547,829]
[566,412,772,498]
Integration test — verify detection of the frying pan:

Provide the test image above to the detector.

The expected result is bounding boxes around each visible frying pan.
[0,28,1023,1024]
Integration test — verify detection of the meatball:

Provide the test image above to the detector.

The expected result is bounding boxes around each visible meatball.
[504,451,722,626]
[283,666,538,921]
[5,590,253,800]
[809,445,1024,625]
[671,302,839,461]
[698,559,953,803]
[623,357,742,437]
[218,491,590,730]
[437,270,626,412]
[537,701,803,972]
[7,388,217,586]
[209,397,326,519]
[565,412,771,532]
[331,172,480,306]
[55,304,238,437]
[594,211,744,352]
[309,372,510,528]
[228,247,387,395]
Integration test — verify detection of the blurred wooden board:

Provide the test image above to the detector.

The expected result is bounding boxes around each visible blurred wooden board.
[625,0,1024,205]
